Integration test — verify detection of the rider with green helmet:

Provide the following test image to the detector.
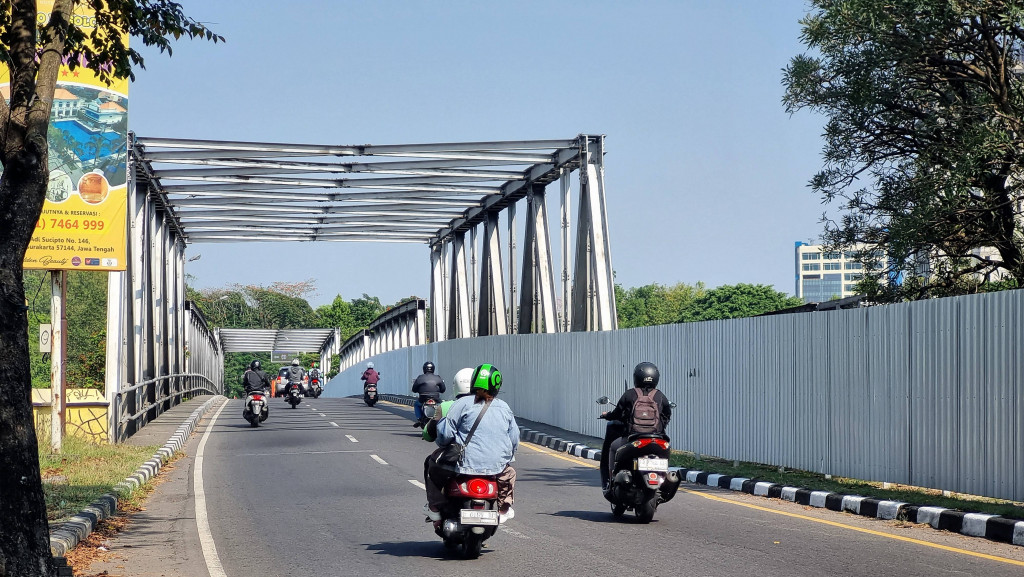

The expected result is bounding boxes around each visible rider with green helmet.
[422,367,475,442]
[422,363,519,523]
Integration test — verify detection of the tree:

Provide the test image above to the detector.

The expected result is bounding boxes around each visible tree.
[678,284,803,323]
[616,282,706,328]
[783,0,1024,301]
[0,3,220,575]
[349,293,386,328]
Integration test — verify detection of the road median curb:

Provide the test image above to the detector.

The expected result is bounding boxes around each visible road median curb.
[49,396,226,557]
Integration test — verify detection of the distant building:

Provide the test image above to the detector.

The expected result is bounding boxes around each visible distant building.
[52,88,81,119]
[82,99,126,126]
[794,242,882,303]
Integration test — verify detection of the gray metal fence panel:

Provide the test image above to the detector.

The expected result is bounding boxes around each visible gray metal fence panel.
[329,290,1024,501]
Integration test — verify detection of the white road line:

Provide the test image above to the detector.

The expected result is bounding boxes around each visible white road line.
[346,435,358,443]
[408,480,426,490]
[319,413,326,417]
[329,422,339,427]
[370,454,388,465]
[230,449,371,457]
[194,400,230,577]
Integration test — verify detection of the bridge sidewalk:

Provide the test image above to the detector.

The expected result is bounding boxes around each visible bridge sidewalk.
[122,394,218,446]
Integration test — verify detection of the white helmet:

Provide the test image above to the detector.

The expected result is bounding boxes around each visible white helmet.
[452,367,475,396]
[292,359,300,366]
[367,362,374,369]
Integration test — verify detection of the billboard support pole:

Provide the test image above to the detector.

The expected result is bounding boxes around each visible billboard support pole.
[49,270,67,453]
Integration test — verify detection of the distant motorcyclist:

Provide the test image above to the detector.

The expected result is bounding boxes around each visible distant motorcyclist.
[422,367,475,443]
[411,361,445,428]
[361,362,380,391]
[308,362,322,383]
[241,360,271,421]
[285,358,307,396]
[600,362,672,488]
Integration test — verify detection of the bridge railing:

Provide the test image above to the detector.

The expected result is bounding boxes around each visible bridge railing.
[115,373,220,443]
[330,289,1024,503]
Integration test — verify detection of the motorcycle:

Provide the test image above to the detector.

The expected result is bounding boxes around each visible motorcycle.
[286,382,303,408]
[363,384,378,406]
[597,396,681,523]
[415,395,439,428]
[430,473,502,559]
[243,390,269,428]
[308,376,323,398]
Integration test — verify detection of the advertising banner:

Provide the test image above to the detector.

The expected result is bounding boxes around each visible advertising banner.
[3,1,130,271]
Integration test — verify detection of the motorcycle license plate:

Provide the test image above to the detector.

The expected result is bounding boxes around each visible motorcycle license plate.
[460,509,498,526]
[636,457,669,472]
[368,391,376,398]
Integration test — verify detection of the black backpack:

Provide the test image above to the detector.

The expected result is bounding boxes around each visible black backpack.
[630,388,662,434]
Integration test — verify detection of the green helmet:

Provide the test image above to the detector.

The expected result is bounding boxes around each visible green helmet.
[470,364,502,393]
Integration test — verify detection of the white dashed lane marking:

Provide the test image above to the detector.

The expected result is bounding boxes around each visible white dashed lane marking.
[346,435,358,443]
[329,422,339,427]
[408,480,426,490]
[319,413,326,417]
[370,454,388,465]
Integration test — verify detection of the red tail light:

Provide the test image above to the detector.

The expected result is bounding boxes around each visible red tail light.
[447,477,498,498]
[632,438,669,450]
[251,394,263,401]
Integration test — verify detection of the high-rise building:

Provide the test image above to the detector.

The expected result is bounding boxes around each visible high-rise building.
[794,242,879,303]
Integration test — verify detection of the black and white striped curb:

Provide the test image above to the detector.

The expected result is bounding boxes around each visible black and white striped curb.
[672,469,1024,548]
[49,396,225,557]
[375,395,1024,548]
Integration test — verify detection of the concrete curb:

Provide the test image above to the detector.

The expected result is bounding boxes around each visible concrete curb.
[377,393,1024,548]
[49,396,225,557]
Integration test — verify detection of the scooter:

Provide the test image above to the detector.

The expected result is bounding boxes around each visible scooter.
[429,473,502,559]
[415,396,439,428]
[308,376,323,398]
[286,382,303,409]
[597,396,681,523]
[243,390,269,428]
[363,384,378,406]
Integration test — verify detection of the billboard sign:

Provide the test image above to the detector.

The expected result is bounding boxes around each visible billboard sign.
[272,351,306,363]
[3,2,129,271]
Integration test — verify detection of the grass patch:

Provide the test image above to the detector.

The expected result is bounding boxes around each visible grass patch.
[670,452,1024,521]
[39,436,160,523]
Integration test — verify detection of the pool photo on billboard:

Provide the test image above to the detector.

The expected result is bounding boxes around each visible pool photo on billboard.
[46,83,128,196]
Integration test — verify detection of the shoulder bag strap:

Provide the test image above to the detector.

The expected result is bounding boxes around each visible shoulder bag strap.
[462,399,492,447]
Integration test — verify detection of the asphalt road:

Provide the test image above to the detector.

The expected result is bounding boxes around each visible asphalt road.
[84,397,1024,577]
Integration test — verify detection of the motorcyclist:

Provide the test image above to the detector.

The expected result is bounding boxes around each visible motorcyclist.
[423,364,517,523]
[361,362,380,391]
[411,361,446,428]
[285,358,307,397]
[308,362,323,395]
[421,367,474,443]
[241,360,271,420]
[599,362,672,489]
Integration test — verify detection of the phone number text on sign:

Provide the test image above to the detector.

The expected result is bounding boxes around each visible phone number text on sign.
[39,218,106,231]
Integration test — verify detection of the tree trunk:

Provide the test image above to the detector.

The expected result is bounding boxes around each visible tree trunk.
[0,158,54,576]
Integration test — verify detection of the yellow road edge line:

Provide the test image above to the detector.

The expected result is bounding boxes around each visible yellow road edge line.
[682,488,1024,567]
[519,443,1023,567]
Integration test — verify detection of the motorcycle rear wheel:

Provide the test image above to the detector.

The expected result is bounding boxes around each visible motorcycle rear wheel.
[611,502,626,518]
[635,496,658,524]
[249,417,259,428]
[462,534,483,559]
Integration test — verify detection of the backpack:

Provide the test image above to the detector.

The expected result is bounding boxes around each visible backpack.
[630,388,661,434]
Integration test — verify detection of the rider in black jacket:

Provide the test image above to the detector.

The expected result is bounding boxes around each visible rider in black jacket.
[600,362,672,487]
[411,361,445,428]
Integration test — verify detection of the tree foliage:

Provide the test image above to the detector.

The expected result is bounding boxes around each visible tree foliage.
[615,282,707,328]
[783,0,1024,301]
[677,284,803,323]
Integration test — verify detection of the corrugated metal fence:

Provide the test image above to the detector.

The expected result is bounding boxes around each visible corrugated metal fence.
[327,290,1023,502]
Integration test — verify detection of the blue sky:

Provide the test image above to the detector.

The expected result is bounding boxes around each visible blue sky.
[130,0,826,307]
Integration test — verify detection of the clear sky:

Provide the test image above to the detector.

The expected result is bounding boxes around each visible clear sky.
[130,0,826,307]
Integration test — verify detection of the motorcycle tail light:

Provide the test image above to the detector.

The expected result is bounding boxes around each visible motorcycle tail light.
[251,395,263,401]
[632,438,669,450]
[449,478,498,498]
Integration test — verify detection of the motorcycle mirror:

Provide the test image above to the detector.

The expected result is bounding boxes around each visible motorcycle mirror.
[670,402,678,408]
[596,396,610,405]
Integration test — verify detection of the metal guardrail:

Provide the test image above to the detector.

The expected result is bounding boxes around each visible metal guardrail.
[115,373,220,442]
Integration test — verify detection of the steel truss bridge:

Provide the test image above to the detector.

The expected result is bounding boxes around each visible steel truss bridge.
[109,134,617,439]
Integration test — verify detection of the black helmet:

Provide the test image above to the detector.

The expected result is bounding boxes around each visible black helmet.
[633,362,659,388]
[250,360,261,371]
[423,361,435,374]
